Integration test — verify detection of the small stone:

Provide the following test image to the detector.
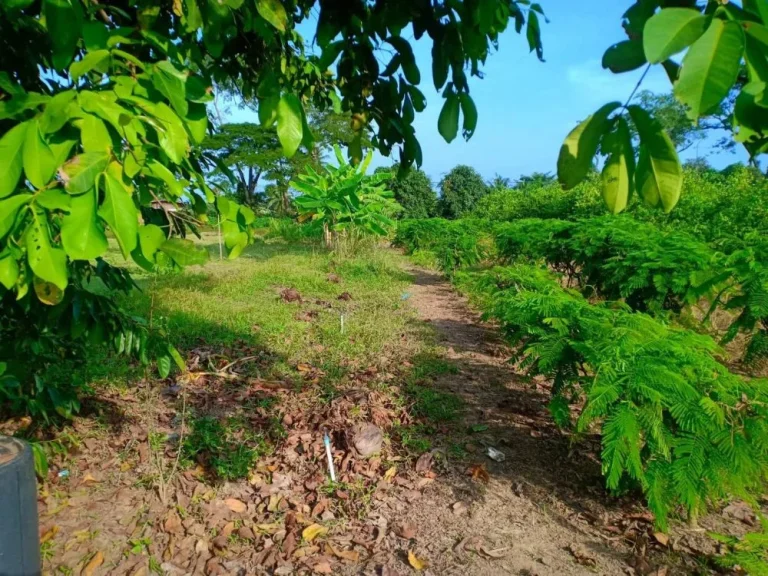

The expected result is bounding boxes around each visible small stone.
[353,423,383,457]
[212,535,228,550]
[452,501,468,516]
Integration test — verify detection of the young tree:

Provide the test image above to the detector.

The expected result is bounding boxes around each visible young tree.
[437,165,489,219]
[378,167,437,219]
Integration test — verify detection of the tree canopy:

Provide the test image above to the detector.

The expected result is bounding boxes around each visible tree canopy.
[437,165,489,219]
[378,166,436,219]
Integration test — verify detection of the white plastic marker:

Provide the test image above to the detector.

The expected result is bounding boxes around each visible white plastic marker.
[340,313,345,334]
[323,432,336,482]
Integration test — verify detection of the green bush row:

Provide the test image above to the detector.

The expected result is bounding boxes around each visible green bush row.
[455,264,768,530]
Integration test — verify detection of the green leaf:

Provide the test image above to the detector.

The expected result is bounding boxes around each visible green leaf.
[60,152,110,194]
[256,0,288,32]
[0,194,32,239]
[159,238,209,267]
[643,8,708,64]
[628,105,683,212]
[23,120,57,190]
[31,443,48,479]
[82,21,108,50]
[459,94,478,139]
[222,220,248,259]
[98,174,138,258]
[152,60,189,117]
[733,82,768,143]
[387,36,420,85]
[157,354,172,378]
[185,102,208,145]
[36,188,71,212]
[26,211,68,290]
[602,40,647,73]
[438,93,460,144]
[149,103,189,164]
[601,117,635,214]
[0,254,19,290]
[432,39,449,91]
[167,343,186,371]
[61,189,108,260]
[80,114,113,153]
[70,50,111,82]
[557,102,621,190]
[44,0,82,70]
[526,11,544,61]
[276,93,303,157]
[138,223,166,260]
[0,121,28,198]
[674,19,745,120]
[39,90,77,134]
[146,160,184,197]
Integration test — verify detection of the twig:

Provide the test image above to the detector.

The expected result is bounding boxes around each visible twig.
[622,64,651,111]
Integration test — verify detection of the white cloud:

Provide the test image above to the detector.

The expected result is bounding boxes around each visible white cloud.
[566,59,671,103]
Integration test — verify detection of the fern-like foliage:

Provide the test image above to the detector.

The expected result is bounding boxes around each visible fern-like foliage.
[712,517,768,576]
[460,263,768,530]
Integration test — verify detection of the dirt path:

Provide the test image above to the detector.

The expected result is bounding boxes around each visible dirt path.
[383,266,639,576]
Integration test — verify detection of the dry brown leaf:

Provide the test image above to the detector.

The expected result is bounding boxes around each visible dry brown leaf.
[396,522,417,539]
[383,466,397,482]
[481,546,511,559]
[40,525,59,544]
[302,523,329,542]
[82,473,99,484]
[468,464,490,483]
[653,532,669,547]
[328,543,360,562]
[256,523,282,534]
[81,551,104,576]
[408,550,428,571]
[566,544,597,567]
[224,498,246,513]
[163,511,182,534]
[313,561,333,574]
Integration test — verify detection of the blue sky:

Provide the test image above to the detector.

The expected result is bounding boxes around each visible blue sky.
[226,0,746,185]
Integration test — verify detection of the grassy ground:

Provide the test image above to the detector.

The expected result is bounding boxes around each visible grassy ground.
[91,232,425,388]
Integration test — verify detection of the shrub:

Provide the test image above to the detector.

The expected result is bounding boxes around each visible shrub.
[460,264,768,530]
[437,165,489,219]
[379,167,438,220]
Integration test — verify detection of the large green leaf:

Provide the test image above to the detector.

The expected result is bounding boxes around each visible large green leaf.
[628,105,683,213]
[460,94,478,139]
[557,102,621,190]
[150,103,189,164]
[643,8,708,64]
[79,91,138,146]
[0,121,28,198]
[61,189,108,260]
[152,60,188,117]
[39,91,77,134]
[44,0,82,70]
[146,160,184,197]
[276,94,303,157]
[733,82,768,143]
[35,188,72,212]
[98,174,138,258]
[438,93,460,143]
[60,152,110,194]
[27,211,68,290]
[23,120,57,190]
[674,19,745,120]
[221,220,248,259]
[159,238,209,267]
[80,114,113,153]
[602,40,647,73]
[0,194,32,239]
[601,117,634,214]
[138,224,166,260]
[0,254,19,290]
[256,0,288,32]
[185,102,208,145]
[70,50,111,82]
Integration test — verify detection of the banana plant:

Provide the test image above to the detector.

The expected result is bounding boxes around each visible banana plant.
[291,146,400,247]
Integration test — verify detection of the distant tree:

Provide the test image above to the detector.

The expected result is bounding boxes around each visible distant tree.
[632,91,735,155]
[203,108,370,211]
[489,174,512,193]
[437,165,489,219]
[202,123,282,206]
[514,171,555,190]
[377,167,437,219]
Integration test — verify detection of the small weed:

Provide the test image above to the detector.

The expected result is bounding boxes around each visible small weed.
[127,537,151,555]
[183,415,270,480]
[408,385,462,423]
[40,540,56,562]
[148,431,165,452]
[470,424,489,433]
[448,442,468,459]
[149,556,163,575]
[393,423,433,453]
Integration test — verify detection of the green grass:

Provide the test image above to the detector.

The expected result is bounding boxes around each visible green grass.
[97,233,420,386]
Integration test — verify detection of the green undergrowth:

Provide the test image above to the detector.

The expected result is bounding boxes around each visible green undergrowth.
[399,217,768,534]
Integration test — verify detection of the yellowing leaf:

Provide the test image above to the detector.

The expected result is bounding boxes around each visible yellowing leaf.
[302,523,328,542]
[383,466,397,482]
[408,549,429,571]
[81,550,104,576]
